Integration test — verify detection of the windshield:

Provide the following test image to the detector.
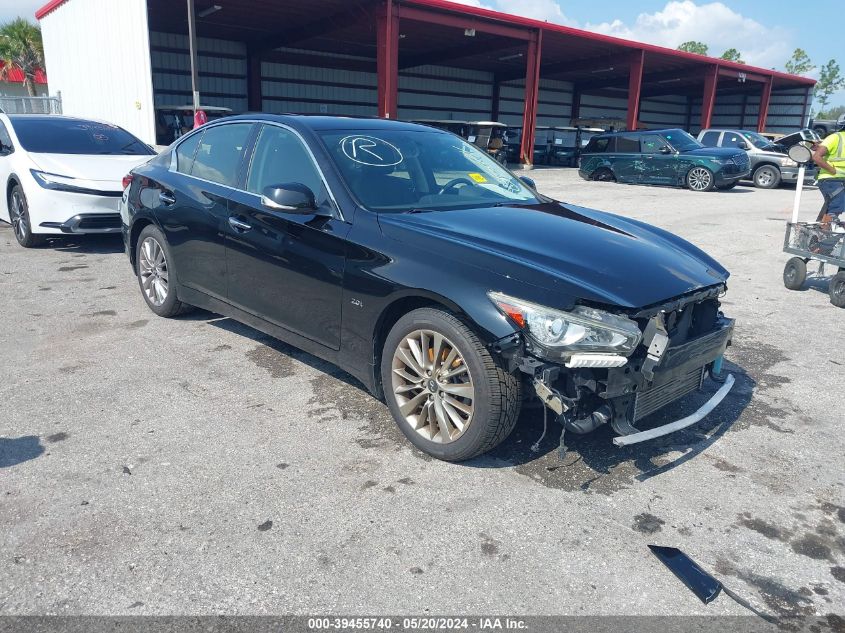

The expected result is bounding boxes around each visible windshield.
[11,118,153,155]
[319,129,542,213]
[744,131,777,149]
[662,129,702,151]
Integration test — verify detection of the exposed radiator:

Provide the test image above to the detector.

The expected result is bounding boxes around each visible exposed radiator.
[632,366,705,422]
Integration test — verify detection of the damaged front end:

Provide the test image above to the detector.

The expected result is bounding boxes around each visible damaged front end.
[490,286,734,451]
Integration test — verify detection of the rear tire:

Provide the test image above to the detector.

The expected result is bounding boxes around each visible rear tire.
[381,307,521,462]
[592,167,616,182]
[135,224,194,318]
[830,272,845,308]
[783,257,807,290]
[753,165,781,189]
[8,185,44,248]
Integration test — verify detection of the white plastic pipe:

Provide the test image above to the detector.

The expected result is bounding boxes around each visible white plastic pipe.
[792,165,806,224]
[612,374,735,446]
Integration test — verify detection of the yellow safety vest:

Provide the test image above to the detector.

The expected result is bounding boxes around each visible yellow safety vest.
[818,132,845,180]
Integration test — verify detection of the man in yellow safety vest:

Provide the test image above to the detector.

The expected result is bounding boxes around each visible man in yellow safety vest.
[813,128,845,221]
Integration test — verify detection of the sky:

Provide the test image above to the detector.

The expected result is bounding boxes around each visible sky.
[3,0,842,109]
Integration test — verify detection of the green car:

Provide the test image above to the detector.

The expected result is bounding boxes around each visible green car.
[579,128,751,191]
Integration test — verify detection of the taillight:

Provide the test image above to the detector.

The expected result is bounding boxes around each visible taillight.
[122,175,133,189]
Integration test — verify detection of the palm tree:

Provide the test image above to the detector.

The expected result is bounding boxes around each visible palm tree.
[0,18,44,97]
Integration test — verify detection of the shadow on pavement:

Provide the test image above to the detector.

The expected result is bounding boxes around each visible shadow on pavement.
[0,436,45,468]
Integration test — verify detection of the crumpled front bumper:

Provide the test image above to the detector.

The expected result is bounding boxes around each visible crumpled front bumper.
[518,316,735,448]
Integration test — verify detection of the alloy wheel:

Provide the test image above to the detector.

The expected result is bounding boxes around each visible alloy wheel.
[139,237,169,306]
[391,329,475,444]
[688,168,712,191]
[10,190,27,242]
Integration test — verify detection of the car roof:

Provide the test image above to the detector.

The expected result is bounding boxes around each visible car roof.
[596,128,685,137]
[225,114,442,133]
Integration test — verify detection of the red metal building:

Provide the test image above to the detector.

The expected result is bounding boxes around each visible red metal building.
[37,0,816,160]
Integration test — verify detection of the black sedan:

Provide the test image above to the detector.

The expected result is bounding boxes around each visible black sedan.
[121,115,735,461]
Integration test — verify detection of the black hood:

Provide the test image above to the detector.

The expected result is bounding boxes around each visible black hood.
[378,202,729,309]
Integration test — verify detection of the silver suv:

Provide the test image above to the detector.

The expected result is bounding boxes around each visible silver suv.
[697,128,816,189]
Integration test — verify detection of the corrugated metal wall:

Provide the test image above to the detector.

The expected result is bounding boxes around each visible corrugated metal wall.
[147,31,811,136]
[150,31,248,112]
[40,0,157,144]
[690,87,810,134]
[499,78,573,127]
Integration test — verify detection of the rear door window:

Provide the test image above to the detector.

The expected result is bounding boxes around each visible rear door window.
[191,123,253,187]
[699,131,720,147]
[615,135,640,153]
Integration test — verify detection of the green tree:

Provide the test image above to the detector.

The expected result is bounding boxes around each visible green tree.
[720,48,745,64]
[814,59,845,112]
[678,41,709,55]
[785,48,814,76]
[0,18,44,97]
[816,104,845,120]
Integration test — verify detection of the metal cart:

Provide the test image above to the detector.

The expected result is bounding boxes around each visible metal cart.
[781,137,845,308]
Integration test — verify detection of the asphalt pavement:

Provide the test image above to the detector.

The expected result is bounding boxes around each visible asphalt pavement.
[0,170,843,620]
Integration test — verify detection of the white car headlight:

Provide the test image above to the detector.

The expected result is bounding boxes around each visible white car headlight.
[488,292,642,357]
[780,157,798,167]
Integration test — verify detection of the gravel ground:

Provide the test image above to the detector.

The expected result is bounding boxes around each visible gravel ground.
[0,169,843,620]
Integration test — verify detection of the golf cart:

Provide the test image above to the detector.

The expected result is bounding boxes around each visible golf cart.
[155,105,234,146]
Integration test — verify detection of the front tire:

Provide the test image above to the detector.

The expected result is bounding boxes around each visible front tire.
[753,165,781,189]
[8,185,44,248]
[135,224,193,317]
[686,166,716,192]
[783,257,807,290]
[381,307,521,462]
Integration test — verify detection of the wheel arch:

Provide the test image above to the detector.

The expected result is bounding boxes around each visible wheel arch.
[127,216,157,271]
[752,161,781,174]
[369,290,511,398]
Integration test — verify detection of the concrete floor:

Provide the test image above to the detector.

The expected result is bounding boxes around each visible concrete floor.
[0,169,843,620]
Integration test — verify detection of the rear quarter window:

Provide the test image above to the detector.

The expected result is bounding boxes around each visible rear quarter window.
[584,137,610,153]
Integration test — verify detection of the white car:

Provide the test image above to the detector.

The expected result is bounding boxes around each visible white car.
[0,114,156,247]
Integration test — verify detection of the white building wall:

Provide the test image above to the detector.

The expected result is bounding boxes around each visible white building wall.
[39,0,156,144]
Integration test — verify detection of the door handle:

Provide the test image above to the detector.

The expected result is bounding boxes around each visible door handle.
[159,191,176,206]
[228,216,252,232]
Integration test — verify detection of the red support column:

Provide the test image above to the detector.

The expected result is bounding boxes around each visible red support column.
[626,50,644,131]
[757,77,772,133]
[247,48,262,112]
[700,64,719,130]
[376,0,399,119]
[518,30,542,166]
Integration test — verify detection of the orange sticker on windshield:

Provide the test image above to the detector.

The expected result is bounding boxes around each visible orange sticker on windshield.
[468,173,487,183]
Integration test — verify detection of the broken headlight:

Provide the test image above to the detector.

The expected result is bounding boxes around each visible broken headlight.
[488,292,642,357]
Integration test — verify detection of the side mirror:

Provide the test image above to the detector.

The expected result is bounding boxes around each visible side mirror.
[659,146,673,154]
[787,144,812,165]
[737,141,749,150]
[519,176,537,190]
[261,183,317,213]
